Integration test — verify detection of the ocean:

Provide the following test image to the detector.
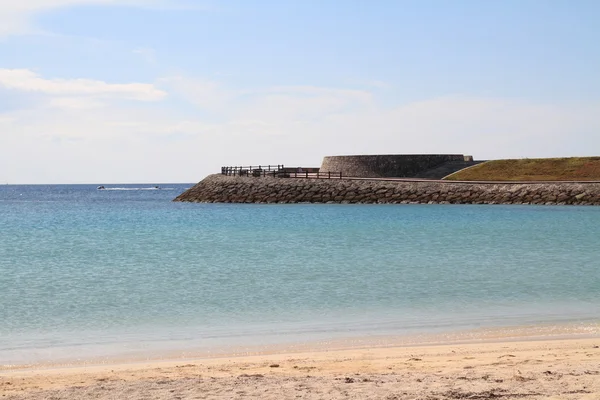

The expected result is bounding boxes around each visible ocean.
[1,184,599,366]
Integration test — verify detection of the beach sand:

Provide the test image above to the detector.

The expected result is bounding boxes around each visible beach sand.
[2,337,599,399]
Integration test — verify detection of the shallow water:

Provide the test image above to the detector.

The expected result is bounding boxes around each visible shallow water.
[1,184,599,365]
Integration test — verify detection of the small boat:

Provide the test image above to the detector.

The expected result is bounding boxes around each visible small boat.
[97,186,105,190]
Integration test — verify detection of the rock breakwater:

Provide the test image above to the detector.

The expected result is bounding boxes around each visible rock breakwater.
[174,174,600,205]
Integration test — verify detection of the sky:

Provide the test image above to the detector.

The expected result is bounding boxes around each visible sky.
[1,0,599,183]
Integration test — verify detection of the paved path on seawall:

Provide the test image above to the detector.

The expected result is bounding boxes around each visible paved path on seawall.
[340,176,600,184]
[174,174,600,205]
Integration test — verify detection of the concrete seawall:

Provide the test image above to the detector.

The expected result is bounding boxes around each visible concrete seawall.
[174,174,600,205]
[320,154,466,178]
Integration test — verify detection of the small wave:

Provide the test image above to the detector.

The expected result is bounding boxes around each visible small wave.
[99,188,176,191]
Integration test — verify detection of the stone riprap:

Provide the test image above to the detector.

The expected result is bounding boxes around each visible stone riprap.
[174,174,600,205]
[319,154,466,178]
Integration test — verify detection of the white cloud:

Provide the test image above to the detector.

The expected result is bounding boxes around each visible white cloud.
[0,0,197,36]
[160,77,374,126]
[2,73,600,183]
[133,47,157,64]
[308,96,600,159]
[0,1,121,35]
[159,76,233,112]
[235,86,373,125]
[0,69,166,101]
[0,115,15,124]
[48,97,105,109]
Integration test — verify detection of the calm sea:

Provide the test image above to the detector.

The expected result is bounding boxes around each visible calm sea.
[1,184,599,366]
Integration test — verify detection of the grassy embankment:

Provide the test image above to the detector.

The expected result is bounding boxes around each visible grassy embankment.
[444,157,600,181]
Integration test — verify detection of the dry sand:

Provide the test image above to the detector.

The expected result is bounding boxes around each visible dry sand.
[2,337,600,399]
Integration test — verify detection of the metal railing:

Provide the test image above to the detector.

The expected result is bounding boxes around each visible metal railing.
[221,165,343,179]
[283,170,343,179]
[221,165,284,177]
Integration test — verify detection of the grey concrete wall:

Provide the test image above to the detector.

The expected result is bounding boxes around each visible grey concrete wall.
[319,154,466,178]
[174,174,600,206]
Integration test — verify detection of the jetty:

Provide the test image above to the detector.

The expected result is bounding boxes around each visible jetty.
[175,155,600,206]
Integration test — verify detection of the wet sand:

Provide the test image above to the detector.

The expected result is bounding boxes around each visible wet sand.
[2,337,599,399]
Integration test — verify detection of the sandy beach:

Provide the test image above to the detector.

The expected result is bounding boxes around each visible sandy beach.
[2,337,599,399]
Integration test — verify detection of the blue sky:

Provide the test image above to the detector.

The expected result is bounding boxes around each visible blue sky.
[1,0,599,183]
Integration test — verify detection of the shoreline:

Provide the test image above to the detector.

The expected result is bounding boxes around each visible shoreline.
[3,321,598,371]
[3,336,599,399]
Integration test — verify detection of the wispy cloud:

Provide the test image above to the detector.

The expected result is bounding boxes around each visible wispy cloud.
[237,85,374,124]
[0,0,204,37]
[160,76,374,123]
[159,76,233,112]
[48,97,105,109]
[0,69,166,101]
[133,47,157,64]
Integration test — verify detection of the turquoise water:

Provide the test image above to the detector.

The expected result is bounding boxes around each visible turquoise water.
[1,184,599,365]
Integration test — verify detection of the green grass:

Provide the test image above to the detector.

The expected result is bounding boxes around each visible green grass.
[444,157,600,181]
